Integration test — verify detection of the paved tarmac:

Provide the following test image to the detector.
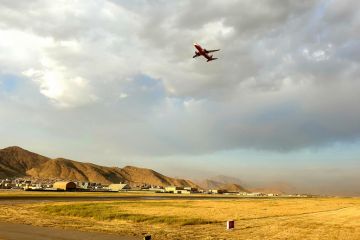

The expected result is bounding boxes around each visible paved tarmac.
[0,195,251,204]
[0,222,139,240]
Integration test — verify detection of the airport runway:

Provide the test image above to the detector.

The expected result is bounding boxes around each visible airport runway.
[0,222,138,240]
[0,195,253,204]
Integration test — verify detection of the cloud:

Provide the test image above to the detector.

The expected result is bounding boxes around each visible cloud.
[0,0,360,157]
[23,57,97,108]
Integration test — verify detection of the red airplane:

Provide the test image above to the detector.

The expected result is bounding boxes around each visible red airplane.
[193,43,220,62]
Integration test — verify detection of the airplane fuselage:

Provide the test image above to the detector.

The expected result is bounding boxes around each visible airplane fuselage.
[193,43,219,62]
[194,43,212,60]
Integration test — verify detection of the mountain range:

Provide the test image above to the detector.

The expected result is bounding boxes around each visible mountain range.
[1,146,294,193]
[195,179,249,192]
[0,146,198,188]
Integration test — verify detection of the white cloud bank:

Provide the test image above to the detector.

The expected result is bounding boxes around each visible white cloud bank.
[0,0,360,157]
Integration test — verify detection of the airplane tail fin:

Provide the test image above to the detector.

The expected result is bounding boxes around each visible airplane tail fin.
[193,51,200,58]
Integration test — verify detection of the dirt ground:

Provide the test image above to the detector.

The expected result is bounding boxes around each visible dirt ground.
[0,222,139,240]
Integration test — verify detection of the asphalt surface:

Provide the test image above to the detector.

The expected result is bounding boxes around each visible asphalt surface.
[0,195,251,204]
[0,222,139,240]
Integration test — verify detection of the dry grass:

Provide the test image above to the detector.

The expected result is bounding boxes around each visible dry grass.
[41,203,218,226]
[1,194,360,239]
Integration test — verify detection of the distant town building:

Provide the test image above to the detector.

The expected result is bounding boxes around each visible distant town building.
[238,192,249,196]
[184,187,199,193]
[178,190,192,194]
[165,186,183,193]
[108,183,130,191]
[247,192,265,197]
[148,187,166,193]
[77,182,90,189]
[209,189,226,194]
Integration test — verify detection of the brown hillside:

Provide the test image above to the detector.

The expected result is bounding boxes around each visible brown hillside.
[221,183,248,192]
[209,175,245,186]
[121,166,198,187]
[197,179,223,190]
[0,146,49,178]
[249,182,296,194]
[197,179,249,192]
[0,146,195,187]
[26,158,125,184]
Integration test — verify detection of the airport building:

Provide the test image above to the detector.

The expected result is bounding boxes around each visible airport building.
[53,181,77,191]
[108,183,130,191]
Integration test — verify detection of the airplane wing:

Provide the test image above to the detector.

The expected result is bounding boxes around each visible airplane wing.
[207,58,218,62]
[204,49,220,53]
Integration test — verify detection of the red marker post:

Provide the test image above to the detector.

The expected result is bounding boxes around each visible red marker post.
[227,220,235,230]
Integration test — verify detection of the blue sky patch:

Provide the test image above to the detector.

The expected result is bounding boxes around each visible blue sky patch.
[0,74,22,93]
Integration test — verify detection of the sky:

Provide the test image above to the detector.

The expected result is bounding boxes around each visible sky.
[0,0,360,195]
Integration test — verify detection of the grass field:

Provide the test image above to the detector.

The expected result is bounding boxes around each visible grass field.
[1,193,360,239]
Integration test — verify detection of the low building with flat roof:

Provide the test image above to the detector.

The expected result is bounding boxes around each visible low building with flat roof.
[165,186,183,193]
[209,189,226,194]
